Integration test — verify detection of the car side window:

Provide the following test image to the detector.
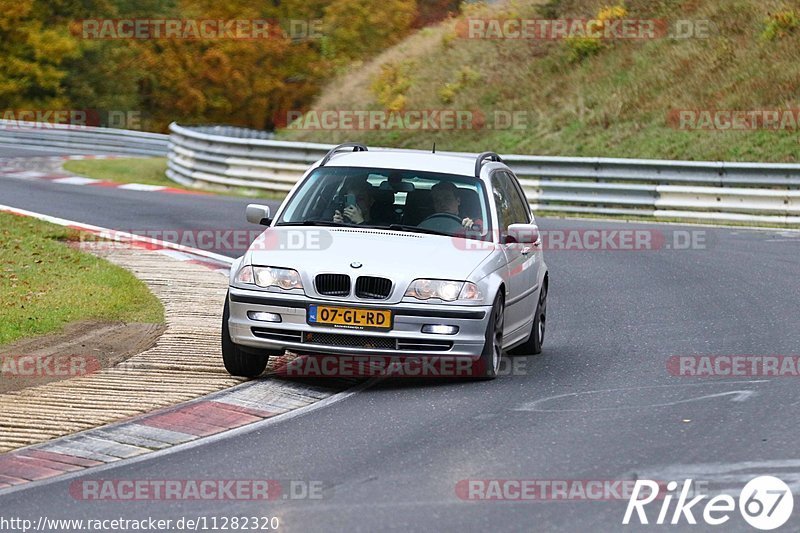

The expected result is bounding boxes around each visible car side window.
[491,173,509,231]
[502,171,531,224]
[491,171,529,231]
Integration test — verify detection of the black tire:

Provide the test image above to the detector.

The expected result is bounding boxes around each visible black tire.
[222,295,270,378]
[509,281,547,356]
[475,293,505,380]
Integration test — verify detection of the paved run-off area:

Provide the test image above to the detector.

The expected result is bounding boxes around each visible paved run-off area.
[0,243,341,458]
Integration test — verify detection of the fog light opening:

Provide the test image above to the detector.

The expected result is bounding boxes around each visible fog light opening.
[248,311,282,323]
[422,324,459,335]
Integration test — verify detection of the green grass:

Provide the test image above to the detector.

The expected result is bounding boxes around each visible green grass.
[0,213,165,346]
[279,0,800,163]
[63,157,284,200]
[63,157,176,188]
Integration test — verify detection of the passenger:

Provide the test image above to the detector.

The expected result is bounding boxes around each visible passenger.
[333,181,374,225]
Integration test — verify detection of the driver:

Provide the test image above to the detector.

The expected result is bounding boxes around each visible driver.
[418,182,476,231]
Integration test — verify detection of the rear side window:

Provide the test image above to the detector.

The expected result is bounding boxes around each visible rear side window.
[491,171,530,230]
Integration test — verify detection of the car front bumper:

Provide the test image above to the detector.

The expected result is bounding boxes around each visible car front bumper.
[227,287,491,358]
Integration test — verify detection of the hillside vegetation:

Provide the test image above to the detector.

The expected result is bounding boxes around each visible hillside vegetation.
[279,0,800,162]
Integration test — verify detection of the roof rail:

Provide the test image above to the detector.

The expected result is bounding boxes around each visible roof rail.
[320,142,368,166]
[475,152,503,177]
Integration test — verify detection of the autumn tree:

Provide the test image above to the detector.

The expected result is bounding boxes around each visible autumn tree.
[0,0,461,131]
[0,0,80,109]
[321,0,418,65]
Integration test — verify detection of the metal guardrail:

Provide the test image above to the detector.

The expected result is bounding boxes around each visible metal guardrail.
[3,120,796,225]
[166,123,329,193]
[0,120,168,156]
[168,123,800,225]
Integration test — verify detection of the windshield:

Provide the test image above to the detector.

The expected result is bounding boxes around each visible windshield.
[276,166,492,239]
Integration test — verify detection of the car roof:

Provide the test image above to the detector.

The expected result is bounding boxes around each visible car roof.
[320,149,490,178]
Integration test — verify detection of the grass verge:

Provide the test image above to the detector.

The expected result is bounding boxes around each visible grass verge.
[0,212,165,346]
[63,157,176,188]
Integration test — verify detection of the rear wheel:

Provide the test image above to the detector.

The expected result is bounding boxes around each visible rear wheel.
[509,281,547,356]
[475,293,505,380]
[222,295,270,377]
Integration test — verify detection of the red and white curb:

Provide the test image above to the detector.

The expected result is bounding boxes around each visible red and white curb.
[0,204,232,275]
[0,379,363,493]
[0,155,201,195]
[0,205,362,493]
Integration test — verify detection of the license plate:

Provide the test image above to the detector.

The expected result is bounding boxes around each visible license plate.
[307,305,392,331]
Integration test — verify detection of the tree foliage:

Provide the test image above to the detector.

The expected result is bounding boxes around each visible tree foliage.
[321,0,417,65]
[0,0,79,108]
[0,0,460,131]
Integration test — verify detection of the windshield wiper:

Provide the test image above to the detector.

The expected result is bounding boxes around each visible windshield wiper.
[275,220,345,227]
[382,224,452,237]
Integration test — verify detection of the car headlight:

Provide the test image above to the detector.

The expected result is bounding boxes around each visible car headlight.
[458,282,483,301]
[405,280,483,302]
[235,265,303,290]
[235,265,254,284]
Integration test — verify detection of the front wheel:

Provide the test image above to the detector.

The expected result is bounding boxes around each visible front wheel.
[509,281,547,356]
[475,293,505,380]
[222,295,270,377]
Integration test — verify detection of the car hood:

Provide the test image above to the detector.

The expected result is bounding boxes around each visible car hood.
[247,226,496,281]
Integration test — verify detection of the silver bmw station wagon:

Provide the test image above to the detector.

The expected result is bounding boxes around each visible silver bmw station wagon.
[223,144,548,379]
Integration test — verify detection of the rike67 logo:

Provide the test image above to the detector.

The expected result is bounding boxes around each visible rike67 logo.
[623,476,794,530]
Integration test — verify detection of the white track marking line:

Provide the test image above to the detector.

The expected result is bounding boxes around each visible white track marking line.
[50,176,101,185]
[0,204,233,265]
[2,171,48,179]
[117,183,167,191]
[514,380,769,412]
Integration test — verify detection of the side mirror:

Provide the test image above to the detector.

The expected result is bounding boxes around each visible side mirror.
[506,223,540,245]
[245,204,272,226]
